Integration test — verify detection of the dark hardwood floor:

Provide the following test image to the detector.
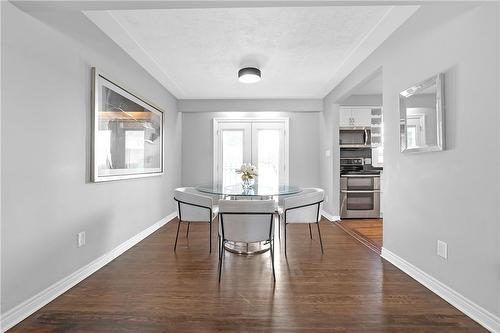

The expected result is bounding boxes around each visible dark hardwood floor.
[336,219,383,254]
[10,218,485,332]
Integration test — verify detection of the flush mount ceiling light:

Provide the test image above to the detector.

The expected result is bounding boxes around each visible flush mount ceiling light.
[238,67,261,83]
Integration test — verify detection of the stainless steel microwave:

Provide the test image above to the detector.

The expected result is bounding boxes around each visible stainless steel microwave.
[339,127,371,148]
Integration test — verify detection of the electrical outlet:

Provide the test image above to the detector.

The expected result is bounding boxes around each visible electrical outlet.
[325,195,329,203]
[325,150,331,157]
[437,240,447,259]
[77,231,86,248]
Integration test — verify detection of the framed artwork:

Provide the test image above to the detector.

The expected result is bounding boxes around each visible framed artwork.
[91,68,164,182]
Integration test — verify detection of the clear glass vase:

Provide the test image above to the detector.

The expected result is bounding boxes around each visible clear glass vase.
[241,178,255,189]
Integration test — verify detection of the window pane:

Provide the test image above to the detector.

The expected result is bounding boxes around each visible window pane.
[257,129,280,189]
[222,130,243,187]
[407,126,417,148]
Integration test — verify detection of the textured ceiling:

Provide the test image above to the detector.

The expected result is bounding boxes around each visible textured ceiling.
[103,6,392,98]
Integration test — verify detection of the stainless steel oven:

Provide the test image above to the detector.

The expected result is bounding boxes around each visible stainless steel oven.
[340,175,380,219]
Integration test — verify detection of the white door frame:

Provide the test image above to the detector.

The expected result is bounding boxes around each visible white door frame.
[213,118,290,184]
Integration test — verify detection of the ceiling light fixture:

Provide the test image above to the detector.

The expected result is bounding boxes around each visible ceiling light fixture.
[238,67,261,83]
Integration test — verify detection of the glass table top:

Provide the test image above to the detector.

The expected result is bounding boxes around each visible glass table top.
[196,183,302,197]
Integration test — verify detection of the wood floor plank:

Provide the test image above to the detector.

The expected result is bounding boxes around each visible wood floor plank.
[9,218,485,332]
[336,219,383,254]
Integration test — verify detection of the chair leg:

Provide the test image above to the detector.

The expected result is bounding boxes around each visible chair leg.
[186,222,190,238]
[273,232,276,253]
[278,214,281,240]
[270,240,276,282]
[209,222,212,253]
[316,222,324,254]
[308,224,313,239]
[218,241,224,283]
[174,219,181,251]
[284,223,287,257]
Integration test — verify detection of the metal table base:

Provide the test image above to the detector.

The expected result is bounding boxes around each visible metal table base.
[224,240,271,255]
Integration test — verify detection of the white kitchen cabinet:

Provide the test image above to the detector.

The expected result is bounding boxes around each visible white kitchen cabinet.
[353,108,372,127]
[339,107,372,127]
[372,146,384,167]
[339,108,353,127]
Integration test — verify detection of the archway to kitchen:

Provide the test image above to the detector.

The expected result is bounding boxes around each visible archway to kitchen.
[334,69,384,254]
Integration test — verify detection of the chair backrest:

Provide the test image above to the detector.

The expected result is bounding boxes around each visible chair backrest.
[174,187,213,222]
[218,200,275,243]
[283,188,324,224]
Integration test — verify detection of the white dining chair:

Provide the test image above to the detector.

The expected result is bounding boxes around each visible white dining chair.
[217,199,276,283]
[279,188,325,257]
[275,193,296,240]
[174,187,218,253]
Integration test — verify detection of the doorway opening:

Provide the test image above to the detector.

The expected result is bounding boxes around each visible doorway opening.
[336,69,383,254]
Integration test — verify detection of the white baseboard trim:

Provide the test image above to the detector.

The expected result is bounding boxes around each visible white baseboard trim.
[1,212,177,333]
[321,210,340,222]
[381,247,500,333]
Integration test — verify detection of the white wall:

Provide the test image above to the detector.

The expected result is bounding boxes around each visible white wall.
[178,99,323,113]
[319,101,337,217]
[322,3,500,319]
[1,2,181,313]
[340,94,382,106]
[181,110,321,189]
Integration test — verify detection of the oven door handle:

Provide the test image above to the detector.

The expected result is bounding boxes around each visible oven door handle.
[341,190,380,193]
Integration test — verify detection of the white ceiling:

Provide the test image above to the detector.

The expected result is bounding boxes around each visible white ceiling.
[85,5,418,99]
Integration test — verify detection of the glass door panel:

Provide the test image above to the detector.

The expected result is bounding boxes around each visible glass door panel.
[252,122,286,187]
[256,130,280,189]
[216,122,251,186]
[222,131,243,187]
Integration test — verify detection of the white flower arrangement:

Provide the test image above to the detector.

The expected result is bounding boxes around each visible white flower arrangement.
[235,163,258,181]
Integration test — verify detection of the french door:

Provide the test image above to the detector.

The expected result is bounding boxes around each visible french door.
[213,119,289,188]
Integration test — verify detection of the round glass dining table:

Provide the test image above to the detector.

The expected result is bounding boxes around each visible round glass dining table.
[195,183,303,255]
[196,183,302,198]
